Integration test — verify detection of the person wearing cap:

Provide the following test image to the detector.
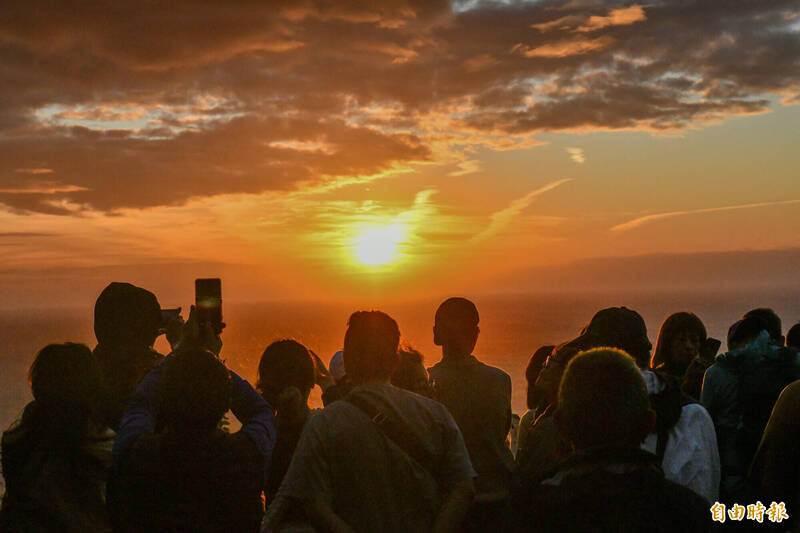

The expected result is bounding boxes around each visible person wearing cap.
[516,348,711,533]
[428,297,515,532]
[92,282,167,430]
[701,312,800,504]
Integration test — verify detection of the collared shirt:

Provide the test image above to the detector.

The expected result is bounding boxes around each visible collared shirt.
[429,355,515,502]
[275,382,475,533]
[641,370,720,503]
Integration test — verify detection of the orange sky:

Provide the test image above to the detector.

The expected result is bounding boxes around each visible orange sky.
[1,1,799,307]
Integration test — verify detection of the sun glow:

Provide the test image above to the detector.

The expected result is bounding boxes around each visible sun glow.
[352,224,404,266]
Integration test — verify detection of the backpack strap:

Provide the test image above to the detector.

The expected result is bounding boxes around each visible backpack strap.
[344,393,439,479]
[650,372,697,462]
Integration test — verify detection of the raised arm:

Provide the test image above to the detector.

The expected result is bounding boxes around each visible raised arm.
[229,370,277,467]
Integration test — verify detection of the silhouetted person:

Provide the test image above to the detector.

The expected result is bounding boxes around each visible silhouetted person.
[270,311,475,533]
[702,312,800,504]
[750,380,800,531]
[428,297,514,532]
[516,345,554,456]
[651,312,706,378]
[392,345,432,396]
[1,343,113,533]
[517,348,711,533]
[744,307,785,346]
[108,313,275,533]
[786,322,800,351]
[92,282,165,430]
[256,339,329,519]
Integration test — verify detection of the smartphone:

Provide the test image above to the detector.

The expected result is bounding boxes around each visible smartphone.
[195,278,223,333]
[700,337,721,362]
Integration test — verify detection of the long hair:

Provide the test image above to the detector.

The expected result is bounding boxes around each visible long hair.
[650,312,707,369]
[11,343,99,452]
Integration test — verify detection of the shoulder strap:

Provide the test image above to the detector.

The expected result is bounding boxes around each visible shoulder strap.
[344,393,439,479]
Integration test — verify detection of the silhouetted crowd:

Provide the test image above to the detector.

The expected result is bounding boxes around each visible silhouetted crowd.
[3,281,800,532]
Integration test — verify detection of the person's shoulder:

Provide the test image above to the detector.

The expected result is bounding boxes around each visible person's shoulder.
[658,476,712,523]
[475,357,511,381]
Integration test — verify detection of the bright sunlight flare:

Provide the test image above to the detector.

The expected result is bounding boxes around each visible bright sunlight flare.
[352,224,404,266]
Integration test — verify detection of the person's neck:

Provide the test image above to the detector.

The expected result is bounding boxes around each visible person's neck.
[441,347,471,363]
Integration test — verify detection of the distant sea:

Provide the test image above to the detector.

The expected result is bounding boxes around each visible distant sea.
[1,288,798,491]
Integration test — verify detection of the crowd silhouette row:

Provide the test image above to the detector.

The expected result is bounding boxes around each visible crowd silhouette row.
[2,281,800,532]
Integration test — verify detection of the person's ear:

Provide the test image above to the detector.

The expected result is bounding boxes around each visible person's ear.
[433,325,442,346]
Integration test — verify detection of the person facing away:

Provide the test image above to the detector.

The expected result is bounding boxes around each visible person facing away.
[257,339,318,507]
[701,309,800,504]
[271,310,476,533]
[92,282,166,430]
[786,322,800,351]
[107,313,276,533]
[515,345,554,457]
[517,348,712,533]
[427,297,515,531]
[392,344,433,397]
[1,343,114,533]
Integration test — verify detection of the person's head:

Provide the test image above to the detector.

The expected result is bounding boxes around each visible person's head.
[94,282,161,348]
[433,297,479,355]
[29,342,99,411]
[743,308,783,345]
[343,311,400,384]
[580,307,652,368]
[534,344,581,405]
[526,345,555,410]
[651,312,707,371]
[257,339,315,408]
[392,345,431,396]
[554,347,655,451]
[329,350,346,384]
[728,315,770,350]
[21,343,101,448]
[787,323,800,351]
[159,348,231,435]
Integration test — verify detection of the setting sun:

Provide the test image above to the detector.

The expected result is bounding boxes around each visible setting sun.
[352,225,404,266]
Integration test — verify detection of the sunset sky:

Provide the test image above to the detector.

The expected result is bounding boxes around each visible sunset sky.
[1,0,799,307]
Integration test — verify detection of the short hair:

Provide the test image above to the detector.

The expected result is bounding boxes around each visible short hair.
[94,282,161,347]
[788,323,800,351]
[391,345,426,391]
[343,311,400,382]
[651,312,707,368]
[743,308,782,344]
[728,315,769,349]
[435,297,479,329]
[159,349,231,434]
[557,347,650,449]
[258,339,315,396]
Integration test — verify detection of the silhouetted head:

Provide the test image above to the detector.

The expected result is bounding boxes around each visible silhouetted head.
[30,343,99,411]
[94,282,161,348]
[555,348,655,451]
[392,345,430,396]
[787,323,800,351]
[728,315,770,350]
[257,339,315,408]
[743,308,783,345]
[534,344,580,406]
[433,297,479,355]
[651,312,707,372]
[329,350,346,384]
[343,311,400,384]
[526,345,555,410]
[576,307,652,368]
[159,348,231,435]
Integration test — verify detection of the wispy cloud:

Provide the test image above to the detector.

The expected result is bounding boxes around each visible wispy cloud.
[0,183,88,194]
[473,179,572,241]
[611,199,800,232]
[14,168,54,175]
[566,147,585,164]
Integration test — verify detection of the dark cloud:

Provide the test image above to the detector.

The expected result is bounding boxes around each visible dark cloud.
[0,0,797,213]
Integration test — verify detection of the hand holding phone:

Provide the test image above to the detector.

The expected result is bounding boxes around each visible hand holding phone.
[195,278,224,334]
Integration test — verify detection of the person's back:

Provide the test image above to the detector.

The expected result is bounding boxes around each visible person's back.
[518,348,711,533]
[108,338,275,533]
[1,343,113,533]
[429,298,514,513]
[92,282,164,430]
[272,310,475,533]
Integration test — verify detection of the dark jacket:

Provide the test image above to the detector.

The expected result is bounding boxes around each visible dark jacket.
[517,447,711,533]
